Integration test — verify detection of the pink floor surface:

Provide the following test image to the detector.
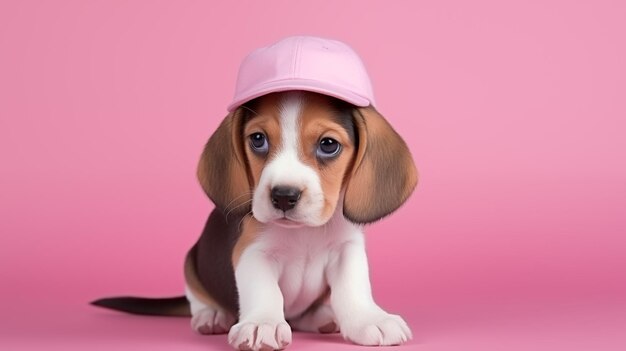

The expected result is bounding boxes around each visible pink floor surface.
[3,295,625,350]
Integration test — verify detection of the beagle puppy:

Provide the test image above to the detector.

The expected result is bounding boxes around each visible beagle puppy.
[93,90,418,350]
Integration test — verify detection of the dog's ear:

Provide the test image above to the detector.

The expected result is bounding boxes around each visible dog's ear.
[197,109,251,214]
[343,107,418,224]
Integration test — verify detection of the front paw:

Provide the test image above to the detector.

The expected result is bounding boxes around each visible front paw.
[340,310,412,346]
[228,319,292,351]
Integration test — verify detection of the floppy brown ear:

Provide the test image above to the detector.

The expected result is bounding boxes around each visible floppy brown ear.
[343,107,418,224]
[197,109,251,214]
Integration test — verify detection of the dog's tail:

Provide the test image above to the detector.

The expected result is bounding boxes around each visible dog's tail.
[90,295,190,317]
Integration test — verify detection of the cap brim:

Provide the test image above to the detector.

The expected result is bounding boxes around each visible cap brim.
[227,79,371,112]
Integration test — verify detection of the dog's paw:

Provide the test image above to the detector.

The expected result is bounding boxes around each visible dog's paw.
[191,307,235,335]
[228,319,292,351]
[340,310,412,346]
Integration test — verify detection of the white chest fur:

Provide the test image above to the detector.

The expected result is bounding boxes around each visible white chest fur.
[229,209,413,350]
[244,214,362,319]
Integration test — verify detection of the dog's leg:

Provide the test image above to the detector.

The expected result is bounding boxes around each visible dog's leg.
[327,239,412,346]
[186,285,235,335]
[228,250,292,351]
[289,303,339,334]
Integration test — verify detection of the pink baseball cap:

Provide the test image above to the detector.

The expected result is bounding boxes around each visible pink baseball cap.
[227,36,375,111]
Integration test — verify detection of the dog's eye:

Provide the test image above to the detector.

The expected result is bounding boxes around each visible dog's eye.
[317,137,341,158]
[249,133,269,154]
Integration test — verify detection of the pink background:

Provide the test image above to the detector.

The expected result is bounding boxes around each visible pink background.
[1,1,625,350]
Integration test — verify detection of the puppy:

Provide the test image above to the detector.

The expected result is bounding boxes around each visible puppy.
[93,91,418,350]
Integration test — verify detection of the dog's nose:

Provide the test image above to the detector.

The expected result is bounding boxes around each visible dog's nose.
[271,186,301,212]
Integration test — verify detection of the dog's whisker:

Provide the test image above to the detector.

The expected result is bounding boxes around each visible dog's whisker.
[222,193,254,222]
[226,199,252,216]
[223,192,254,213]
[225,199,253,223]
[237,211,253,232]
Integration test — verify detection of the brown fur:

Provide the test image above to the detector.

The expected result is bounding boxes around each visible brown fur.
[343,107,418,223]
[184,245,223,310]
[197,109,251,215]
[192,209,242,315]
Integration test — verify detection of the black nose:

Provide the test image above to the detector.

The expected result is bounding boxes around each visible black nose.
[271,186,301,212]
